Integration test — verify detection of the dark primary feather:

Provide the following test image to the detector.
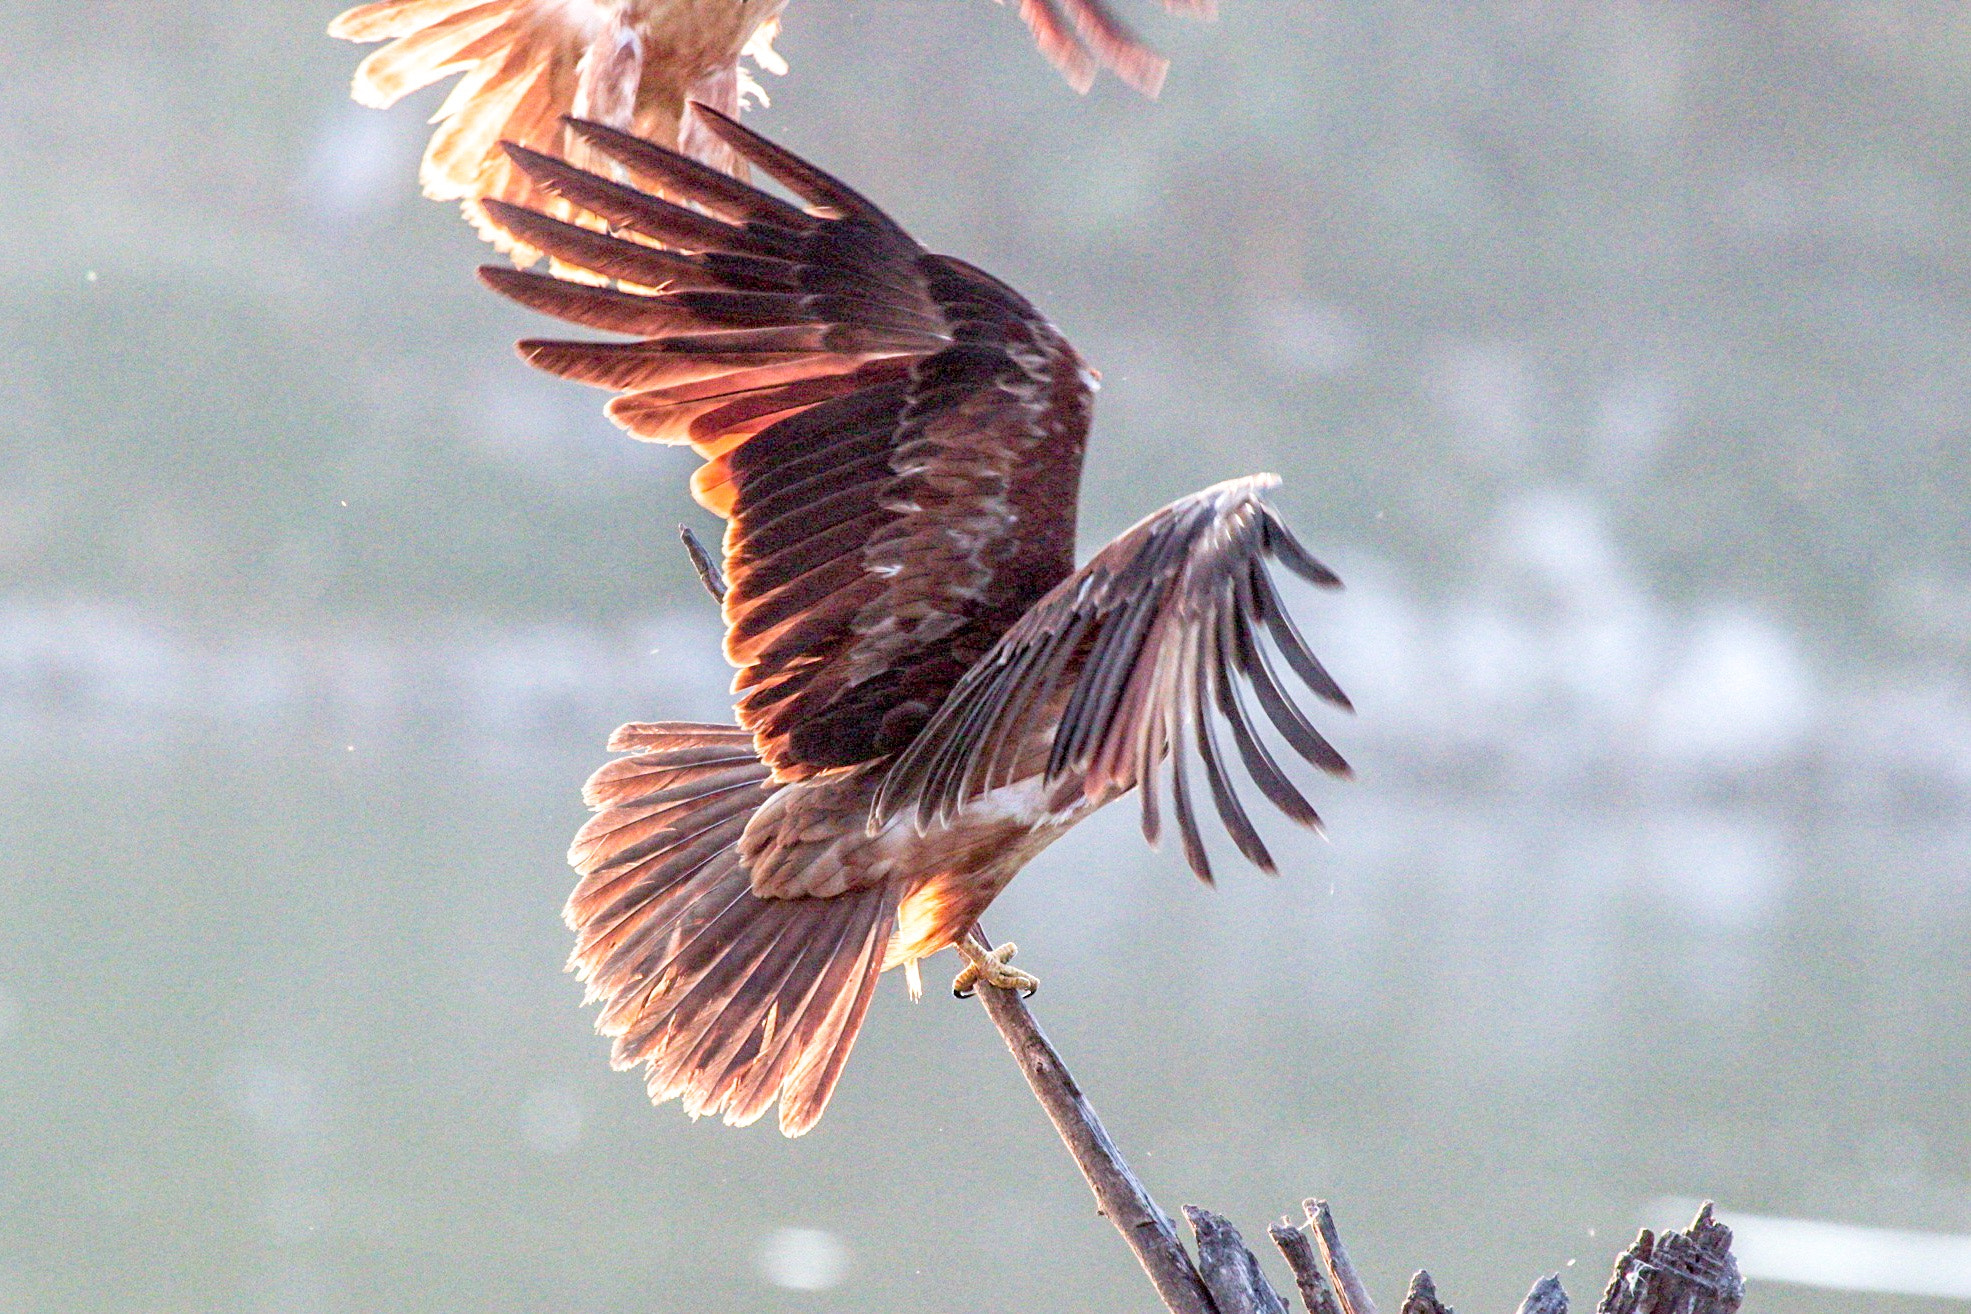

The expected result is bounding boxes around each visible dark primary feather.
[478,106,1095,783]
[872,475,1352,884]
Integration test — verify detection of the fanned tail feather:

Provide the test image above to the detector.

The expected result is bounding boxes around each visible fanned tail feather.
[568,722,897,1135]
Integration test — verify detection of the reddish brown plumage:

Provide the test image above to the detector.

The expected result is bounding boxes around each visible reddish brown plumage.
[488,115,1091,780]
[496,110,1349,1135]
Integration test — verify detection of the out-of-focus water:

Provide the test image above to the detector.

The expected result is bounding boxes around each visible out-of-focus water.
[4,1,1971,1311]
[1,575,1967,1313]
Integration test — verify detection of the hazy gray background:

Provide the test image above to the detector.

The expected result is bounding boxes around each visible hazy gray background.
[2,2,1969,1311]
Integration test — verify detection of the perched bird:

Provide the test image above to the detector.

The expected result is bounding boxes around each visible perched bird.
[480,108,1352,1136]
[328,0,1212,264]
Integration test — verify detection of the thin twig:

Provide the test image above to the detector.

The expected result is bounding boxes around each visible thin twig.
[679,524,726,603]
[1308,1200,1378,1314]
[962,926,1220,1314]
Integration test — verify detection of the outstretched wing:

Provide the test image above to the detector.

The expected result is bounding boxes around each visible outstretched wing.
[479,108,1095,783]
[873,475,1352,883]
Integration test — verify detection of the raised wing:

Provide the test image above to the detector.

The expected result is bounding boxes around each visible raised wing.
[479,108,1095,782]
[873,475,1352,883]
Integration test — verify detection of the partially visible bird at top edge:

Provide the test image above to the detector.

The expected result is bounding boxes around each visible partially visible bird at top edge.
[473,106,1353,1137]
[327,0,1216,265]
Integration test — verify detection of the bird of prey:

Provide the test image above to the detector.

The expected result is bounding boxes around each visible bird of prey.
[478,108,1351,1136]
[328,0,1212,263]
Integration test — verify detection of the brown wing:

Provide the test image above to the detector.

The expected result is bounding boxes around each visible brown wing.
[1014,0,1216,96]
[478,107,1095,782]
[872,475,1352,883]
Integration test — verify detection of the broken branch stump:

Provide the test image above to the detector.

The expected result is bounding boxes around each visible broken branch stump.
[960,925,1743,1314]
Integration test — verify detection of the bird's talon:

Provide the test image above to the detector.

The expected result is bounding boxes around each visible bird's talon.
[951,941,1041,997]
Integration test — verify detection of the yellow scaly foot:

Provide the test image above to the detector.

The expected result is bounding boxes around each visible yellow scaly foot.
[951,939,1039,998]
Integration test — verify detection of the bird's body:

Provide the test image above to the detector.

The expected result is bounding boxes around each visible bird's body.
[329,0,1210,261]
[482,109,1350,1136]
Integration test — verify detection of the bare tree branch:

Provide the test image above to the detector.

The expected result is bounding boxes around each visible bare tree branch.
[1517,1275,1568,1314]
[1308,1200,1379,1314]
[961,926,1220,1314]
[1186,1206,1290,1314]
[957,924,1746,1314]
[1597,1204,1742,1314]
[1269,1220,1346,1314]
[1398,1270,1450,1314]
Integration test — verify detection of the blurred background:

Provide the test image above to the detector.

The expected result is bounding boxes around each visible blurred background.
[2,2,1969,1310]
